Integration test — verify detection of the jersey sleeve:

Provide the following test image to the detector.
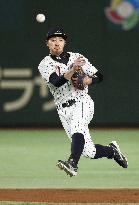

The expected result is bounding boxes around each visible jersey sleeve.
[81,56,98,77]
[38,58,56,83]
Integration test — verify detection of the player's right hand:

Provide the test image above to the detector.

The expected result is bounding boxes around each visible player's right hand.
[73,56,86,70]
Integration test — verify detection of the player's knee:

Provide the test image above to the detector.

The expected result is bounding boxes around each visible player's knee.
[72,132,85,144]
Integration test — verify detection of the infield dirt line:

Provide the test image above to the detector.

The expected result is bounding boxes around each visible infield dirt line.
[0,189,139,203]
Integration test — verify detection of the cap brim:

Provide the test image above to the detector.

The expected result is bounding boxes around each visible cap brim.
[47,34,67,41]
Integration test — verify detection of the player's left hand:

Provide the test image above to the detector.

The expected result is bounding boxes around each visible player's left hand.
[83,76,92,85]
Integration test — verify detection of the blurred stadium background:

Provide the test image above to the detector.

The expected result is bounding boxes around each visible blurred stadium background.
[0,0,139,128]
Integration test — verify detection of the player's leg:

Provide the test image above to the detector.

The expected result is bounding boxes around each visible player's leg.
[57,132,84,177]
[56,107,80,176]
[64,96,94,170]
[57,98,128,177]
[57,106,72,140]
[82,128,113,158]
[82,129,128,168]
[57,95,95,176]
[57,110,85,176]
[71,96,128,169]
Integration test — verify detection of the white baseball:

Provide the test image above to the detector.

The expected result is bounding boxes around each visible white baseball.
[36,14,45,23]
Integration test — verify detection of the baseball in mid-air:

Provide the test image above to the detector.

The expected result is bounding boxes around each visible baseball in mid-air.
[36,14,46,23]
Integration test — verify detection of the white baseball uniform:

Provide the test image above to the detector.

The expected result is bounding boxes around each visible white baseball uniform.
[38,52,98,158]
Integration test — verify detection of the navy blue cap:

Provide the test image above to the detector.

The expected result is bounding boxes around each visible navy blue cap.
[46,27,67,41]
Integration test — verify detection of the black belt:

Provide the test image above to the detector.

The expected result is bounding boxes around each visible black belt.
[62,99,76,108]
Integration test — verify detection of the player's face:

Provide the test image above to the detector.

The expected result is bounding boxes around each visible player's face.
[47,36,66,56]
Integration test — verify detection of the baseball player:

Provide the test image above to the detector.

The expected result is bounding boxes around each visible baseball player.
[38,27,128,177]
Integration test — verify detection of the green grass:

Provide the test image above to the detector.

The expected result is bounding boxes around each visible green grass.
[0,129,139,188]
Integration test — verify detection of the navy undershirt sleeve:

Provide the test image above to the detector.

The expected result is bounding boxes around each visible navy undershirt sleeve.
[49,72,68,87]
[92,71,103,84]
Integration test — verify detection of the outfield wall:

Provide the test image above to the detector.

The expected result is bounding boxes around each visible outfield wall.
[0,0,139,127]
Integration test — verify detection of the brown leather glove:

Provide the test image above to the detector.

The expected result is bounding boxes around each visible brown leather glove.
[71,68,86,90]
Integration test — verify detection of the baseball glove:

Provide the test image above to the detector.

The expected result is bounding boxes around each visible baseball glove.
[71,68,86,90]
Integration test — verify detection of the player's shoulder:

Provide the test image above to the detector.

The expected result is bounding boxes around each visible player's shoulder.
[38,55,52,69]
[39,55,51,65]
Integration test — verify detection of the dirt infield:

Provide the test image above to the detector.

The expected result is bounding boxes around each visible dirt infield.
[0,189,139,203]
